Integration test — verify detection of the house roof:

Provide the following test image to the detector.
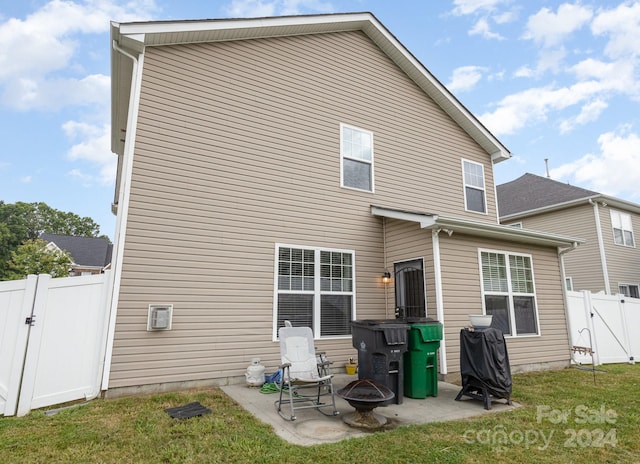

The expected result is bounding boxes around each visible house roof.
[110,13,511,164]
[371,205,582,249]
[497,173,640,221]
[40,234,113,268]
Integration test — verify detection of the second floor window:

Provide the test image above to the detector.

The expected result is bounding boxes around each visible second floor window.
[341,124,373,192]
[610,210,635,247]
[462,159,486,213]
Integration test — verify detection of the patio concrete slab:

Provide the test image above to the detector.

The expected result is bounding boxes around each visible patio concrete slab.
[221,374,517,446]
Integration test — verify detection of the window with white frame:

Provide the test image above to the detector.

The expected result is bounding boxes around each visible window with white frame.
[480,250,539,336]
[618,284,639,299]
[610,210,635,247]
[565,277,573,291]
[462,160,486,213]
[341,124,373,192]
[275,245,354,338]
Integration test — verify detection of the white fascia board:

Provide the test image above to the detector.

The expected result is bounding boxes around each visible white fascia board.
[599,195,640,215]
[500,196,600,221]
[370,205,437,228]
[434,215,583,248]
[117,13,373,36]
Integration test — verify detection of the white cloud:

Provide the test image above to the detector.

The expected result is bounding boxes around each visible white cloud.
[0,0,157,110]
[523,4,593,47]
[493,10,517,24]
[224,0,333,17]
[451,0,508,16]
[469,18,504,39]
[447,65,487,92]
[569,58,639,96]
[3,74,110,110]
[225,0,277,16]
[63,121,115,185]
[480,83,595,135]
[550,127,640,200]
[20,176,32,183]
[559,99,608,133]
[591,1,640,59]
[516,47,567,78]
[450,0,516,39]
[483,49,640,136]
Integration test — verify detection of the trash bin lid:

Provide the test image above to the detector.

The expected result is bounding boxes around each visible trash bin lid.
[412,323,443,342]
[351,319,409,345]
[404,317,439,324]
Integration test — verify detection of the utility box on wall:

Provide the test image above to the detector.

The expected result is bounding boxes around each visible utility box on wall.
[147,304,173,331]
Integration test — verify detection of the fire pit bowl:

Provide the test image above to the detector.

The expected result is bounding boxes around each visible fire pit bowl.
[336,379,395,429]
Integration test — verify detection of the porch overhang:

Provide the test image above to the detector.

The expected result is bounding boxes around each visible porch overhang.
[371,205,583,250]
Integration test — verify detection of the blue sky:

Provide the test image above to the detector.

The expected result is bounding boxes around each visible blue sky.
[1,0,639,239]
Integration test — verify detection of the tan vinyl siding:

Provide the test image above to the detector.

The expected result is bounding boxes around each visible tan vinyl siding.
[383,219,436,316]
[437,234,569,373]
[515,204,606,292]
[598,207,640,293]
[111,30,502,388]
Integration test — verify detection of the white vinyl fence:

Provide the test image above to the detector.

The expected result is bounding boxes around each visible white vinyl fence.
[566,290,639,365]
[0,272,110,417]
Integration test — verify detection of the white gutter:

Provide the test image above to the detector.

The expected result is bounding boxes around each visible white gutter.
[431,229,449,375]
[558,242,579,363]
[589,199,611,294]
[100,40,144,391]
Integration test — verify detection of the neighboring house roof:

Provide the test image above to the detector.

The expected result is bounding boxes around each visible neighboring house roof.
[110,13,511,168]
[40,234,113,269]
[371,205,582,249]
[497,173,640,221]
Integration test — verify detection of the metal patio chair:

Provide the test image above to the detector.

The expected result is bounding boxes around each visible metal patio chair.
[275,326,339,421]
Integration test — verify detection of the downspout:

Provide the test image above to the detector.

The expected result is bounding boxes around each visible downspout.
[100,40,144,392]
[558,242,579,363]
[589,199,611,294]
[432,229,449,375]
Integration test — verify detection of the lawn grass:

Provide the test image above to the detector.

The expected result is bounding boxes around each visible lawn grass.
[1,364,638,463]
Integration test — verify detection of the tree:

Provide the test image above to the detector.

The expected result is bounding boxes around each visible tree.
[0,201,105,280]
[6,239,73,280]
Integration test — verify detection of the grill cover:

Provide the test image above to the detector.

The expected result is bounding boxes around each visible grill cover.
[459,328,512,398]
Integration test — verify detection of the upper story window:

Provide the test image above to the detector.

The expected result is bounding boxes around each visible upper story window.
[274,245,354,339]
[341,124,374,192]
[480,250,539,337]
[610,210,635,247]
[462,159,486,213]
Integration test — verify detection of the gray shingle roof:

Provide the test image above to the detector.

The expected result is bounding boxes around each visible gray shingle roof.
[40,234,112,268]
[496,173,599,218]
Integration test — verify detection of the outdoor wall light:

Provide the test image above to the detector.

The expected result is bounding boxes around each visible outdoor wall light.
[382,270,391,284]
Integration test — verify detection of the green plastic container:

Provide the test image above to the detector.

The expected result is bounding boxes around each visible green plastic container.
[404,322,443,399]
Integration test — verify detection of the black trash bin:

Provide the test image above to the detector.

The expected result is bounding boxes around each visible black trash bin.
[351,319,410,404]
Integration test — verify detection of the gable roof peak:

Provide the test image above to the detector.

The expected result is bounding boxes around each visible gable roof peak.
[111,12,510,164]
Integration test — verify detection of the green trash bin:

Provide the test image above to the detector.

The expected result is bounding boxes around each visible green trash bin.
[404,319,443,399]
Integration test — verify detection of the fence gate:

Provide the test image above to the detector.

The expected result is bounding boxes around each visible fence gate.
[566,290,638,365]
[0,272,110,417]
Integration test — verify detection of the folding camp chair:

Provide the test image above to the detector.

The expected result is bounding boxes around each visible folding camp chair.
[275,326,339,421]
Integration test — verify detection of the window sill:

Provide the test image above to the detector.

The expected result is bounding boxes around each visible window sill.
[503,333,541,339]
[340,184,374,194]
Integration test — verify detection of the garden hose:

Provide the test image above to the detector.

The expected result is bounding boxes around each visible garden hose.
[259,382,280,394]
